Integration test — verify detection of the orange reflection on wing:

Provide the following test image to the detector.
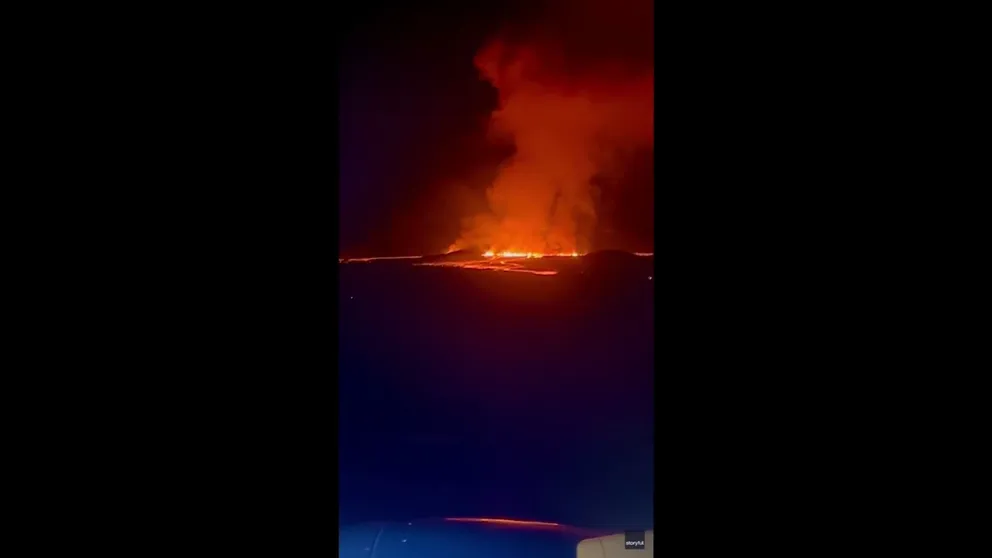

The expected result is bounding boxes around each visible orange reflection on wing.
[445,517,560,527]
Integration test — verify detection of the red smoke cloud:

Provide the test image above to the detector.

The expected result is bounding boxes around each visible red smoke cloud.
[449,1,653,255]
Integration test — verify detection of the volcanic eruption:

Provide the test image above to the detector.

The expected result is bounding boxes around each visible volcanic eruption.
[447,2,653,257]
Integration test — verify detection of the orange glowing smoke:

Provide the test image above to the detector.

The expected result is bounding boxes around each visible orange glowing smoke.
[448,13,653,256]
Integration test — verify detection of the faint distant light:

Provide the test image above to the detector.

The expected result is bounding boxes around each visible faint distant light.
[648,276,652,280]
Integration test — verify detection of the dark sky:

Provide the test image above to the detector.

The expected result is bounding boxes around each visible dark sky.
[339,0,654,257]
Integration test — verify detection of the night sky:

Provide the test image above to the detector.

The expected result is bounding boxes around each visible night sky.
[339,0,654,257]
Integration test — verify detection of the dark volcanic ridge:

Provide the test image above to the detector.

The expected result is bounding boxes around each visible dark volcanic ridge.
[580,250,653,278]
[582,249,645,266]
[419,250,485,263]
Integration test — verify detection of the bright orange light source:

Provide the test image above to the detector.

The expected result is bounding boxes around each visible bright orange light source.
[482,251,544,258]
[445,517,561,527]
[481,251,580,259]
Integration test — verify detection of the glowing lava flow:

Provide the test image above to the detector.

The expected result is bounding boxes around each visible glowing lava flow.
[415,258,559,276]
[340,250,651,276]
[481,251,579,259]
[416,250,585,276]
[340,255,423,263]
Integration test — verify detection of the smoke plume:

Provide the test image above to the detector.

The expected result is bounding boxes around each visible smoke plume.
[449,2,653,254]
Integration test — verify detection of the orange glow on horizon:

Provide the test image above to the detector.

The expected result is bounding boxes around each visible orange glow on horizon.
[482,251,579,258]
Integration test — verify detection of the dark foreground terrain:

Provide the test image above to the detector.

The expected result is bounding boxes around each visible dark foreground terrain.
[339,254,655,530]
